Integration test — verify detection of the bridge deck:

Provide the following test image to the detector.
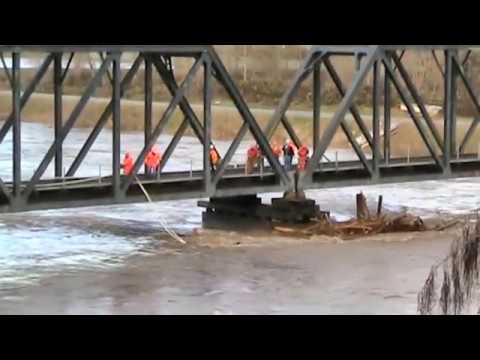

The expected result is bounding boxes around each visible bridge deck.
[1,155,479,212]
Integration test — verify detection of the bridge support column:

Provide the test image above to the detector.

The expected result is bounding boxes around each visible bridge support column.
[198,192,321,231]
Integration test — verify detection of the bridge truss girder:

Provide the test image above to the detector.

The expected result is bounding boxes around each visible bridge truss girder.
[0,45,292,212]
[269,45,480,188]
[0,45,480,213]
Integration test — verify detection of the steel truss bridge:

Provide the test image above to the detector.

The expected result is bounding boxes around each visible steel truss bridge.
[0,45,479,213]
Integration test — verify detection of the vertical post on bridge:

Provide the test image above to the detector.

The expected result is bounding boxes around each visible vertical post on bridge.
[355,53,362,71]
[112,52,122,200]
[204,55,213,195]
[444,49,457,171]
[54,52,63,178]
[12,52,21,199]
[372,59,381,178]
[384,52,391,167]
[144,55,153,175]
[313,60,321,155]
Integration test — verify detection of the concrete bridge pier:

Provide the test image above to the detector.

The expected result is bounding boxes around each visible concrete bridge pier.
[198,182,323,231]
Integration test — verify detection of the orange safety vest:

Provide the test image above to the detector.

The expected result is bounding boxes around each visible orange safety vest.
[297,145,310,171]
[210,149,220,165]
[298,145,309,158]
[145,150,161,170]
[247,146,259,160]
[123,154,134,176]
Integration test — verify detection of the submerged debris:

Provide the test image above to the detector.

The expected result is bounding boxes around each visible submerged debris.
[274,193,427,239]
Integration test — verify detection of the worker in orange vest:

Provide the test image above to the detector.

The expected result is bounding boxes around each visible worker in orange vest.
[297,145,310,171]
[272,142,282,159]
[121,152,134,176]
[246,144,261,174]
[247,144,260,161]
[210,145,220,171]
[145,146,162,178]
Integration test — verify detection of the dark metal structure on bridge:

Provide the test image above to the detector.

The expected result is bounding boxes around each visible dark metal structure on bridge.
[0,45,479,213]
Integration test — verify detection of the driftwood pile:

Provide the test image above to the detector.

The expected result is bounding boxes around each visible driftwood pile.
[274,193,428,239]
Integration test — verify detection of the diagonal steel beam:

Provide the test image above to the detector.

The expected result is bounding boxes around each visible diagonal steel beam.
[454,55,480,152]
[453,56,479,110]
[323,57,374,149]
[0,54,55,143]
[158,118,189,173]
[340,121,373,176]
[462,50,472,66]
[281,116,302,147]
[213,122,249,185]
[0,53,13,88]
[392,50,406,72]
[432,50,445,77]
[208,47,290,186]
[391,52,443,150]
[121,55,205,193]
[99,52,114,85]
[66,55,143,177]
[22,55,114,201]
[264,52,324,141]
[61,53,75,83]
[304,49,379,180]
[149,55,206,146]
[383,56,443,169]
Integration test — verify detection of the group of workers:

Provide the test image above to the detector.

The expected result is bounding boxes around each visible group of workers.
[121,144,222,178]
[121,146,162,177]
[120,139,309,179]
[246,140,310,172]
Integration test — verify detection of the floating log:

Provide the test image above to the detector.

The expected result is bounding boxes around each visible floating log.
[435,220,461,231]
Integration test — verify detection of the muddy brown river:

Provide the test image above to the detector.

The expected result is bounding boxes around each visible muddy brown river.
[0,121,478,314]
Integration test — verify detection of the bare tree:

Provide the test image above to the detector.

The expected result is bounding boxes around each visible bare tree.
[418,214,480,315]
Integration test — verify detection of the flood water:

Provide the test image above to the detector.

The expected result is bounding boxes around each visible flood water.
[0,121,479,314]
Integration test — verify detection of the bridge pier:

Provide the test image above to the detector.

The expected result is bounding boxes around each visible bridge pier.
[198,192,322,231]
